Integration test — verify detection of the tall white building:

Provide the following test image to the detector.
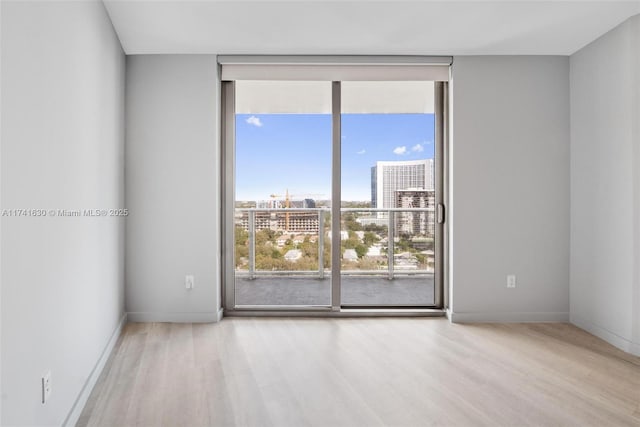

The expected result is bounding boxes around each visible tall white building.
[370,159,434,208]
[395,189,436,236]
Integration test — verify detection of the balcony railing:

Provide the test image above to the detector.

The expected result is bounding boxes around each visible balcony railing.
[235,207,435,280]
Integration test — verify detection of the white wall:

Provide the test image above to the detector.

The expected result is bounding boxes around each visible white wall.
[1,1,125,425]
[635,15,640,358]
[125,55,221,322]
[449,56,570,322]
[0,1,4,423]
[570,14,640,356]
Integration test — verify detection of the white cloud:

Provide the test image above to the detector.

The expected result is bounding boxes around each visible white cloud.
[357,149,366,155]
[393,146,407,155]
[411,143,424,152]
[246,116,263,127]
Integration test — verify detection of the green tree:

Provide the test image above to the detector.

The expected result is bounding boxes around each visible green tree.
[299,239,317,258]
[323,241,331,268]
[355,244,368,259]
[396,237,411,252]
[363,231,379,247]
[235,226,248,246]
[235,226,249,268]
[256,228,276,245]
[414,253,427,268]
[343,237,360,250]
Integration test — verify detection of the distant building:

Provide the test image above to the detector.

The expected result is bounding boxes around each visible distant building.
[238,198,319,233]
[395,189,435,237]
[343,249,358,261]
[255,199,279,209]
[276,236,289,247]
[256,198,316,209]
[371,159,434,209]
[394,252,419,270]
[290,199,316,208]
[284,212,319,233]
[236,211,319,234]
[357,216,389,228]
[366,245,383,257]
[284,249,302,262]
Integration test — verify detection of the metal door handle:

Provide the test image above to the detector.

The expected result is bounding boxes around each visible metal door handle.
[437,203,446,224]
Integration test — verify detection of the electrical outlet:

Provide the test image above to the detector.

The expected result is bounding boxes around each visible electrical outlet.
[507,275,517,289]
[42,371,51,404]
[185,275,194,290]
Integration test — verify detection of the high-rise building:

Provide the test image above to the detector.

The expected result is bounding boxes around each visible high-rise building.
[370,159,434,208]
[395,189,435,237]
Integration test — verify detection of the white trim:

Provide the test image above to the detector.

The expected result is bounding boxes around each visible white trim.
[449,311,569,323]
[127,311,220,323]
[0,0,4,422]
[218,55,452,66]
[222,64,449,82]
[62,312,127,427]
[226,309,445,318]
[219,55,451,82]
[216,307,224,322]
[570,314,638,356]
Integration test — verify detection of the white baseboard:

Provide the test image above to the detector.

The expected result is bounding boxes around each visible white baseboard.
[449,311,569,323]
[62,312,127,427]
[216,307,224,322]
[445,308,453,321]
[127,311,221,323]
[570,314,639,356]
[631,342,640,357]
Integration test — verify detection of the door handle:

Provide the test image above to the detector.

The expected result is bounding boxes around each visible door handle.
[437,203,446,224]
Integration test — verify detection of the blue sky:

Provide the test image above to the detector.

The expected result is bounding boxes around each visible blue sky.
[236,113,434,201]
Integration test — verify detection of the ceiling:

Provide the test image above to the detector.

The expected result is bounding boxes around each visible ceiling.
[103,0,640,56]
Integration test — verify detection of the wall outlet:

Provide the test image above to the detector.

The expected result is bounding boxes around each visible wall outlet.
[42,371,51,404]
[507,275,517,288]
[185,275,194,290]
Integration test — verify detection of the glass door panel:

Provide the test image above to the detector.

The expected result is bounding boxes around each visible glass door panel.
[340,81,436,306]
[233,81,332,307]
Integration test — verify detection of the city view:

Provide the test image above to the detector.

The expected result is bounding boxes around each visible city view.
[234,158,436,276]
[233,87,437,306]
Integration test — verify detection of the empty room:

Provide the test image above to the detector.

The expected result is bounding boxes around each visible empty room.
[1,0,639,426]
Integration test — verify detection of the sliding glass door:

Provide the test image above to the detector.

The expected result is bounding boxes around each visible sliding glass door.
[222,59,448,312]
[231,81,332,307]
[340,81,438,307]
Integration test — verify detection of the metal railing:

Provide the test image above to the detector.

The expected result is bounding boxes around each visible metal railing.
[235,207,435,280]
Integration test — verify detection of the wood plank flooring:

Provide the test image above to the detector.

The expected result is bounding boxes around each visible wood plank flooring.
[77,318,640,427]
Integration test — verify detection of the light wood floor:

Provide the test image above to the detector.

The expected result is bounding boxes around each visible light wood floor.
[78,318,640,427]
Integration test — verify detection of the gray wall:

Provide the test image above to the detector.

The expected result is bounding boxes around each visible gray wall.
[124,56,571,324]
[635,15,640,358]
[570,15,640,356]
[0,1,125,425]
[449,56,571,321]
[125,55,221,322]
